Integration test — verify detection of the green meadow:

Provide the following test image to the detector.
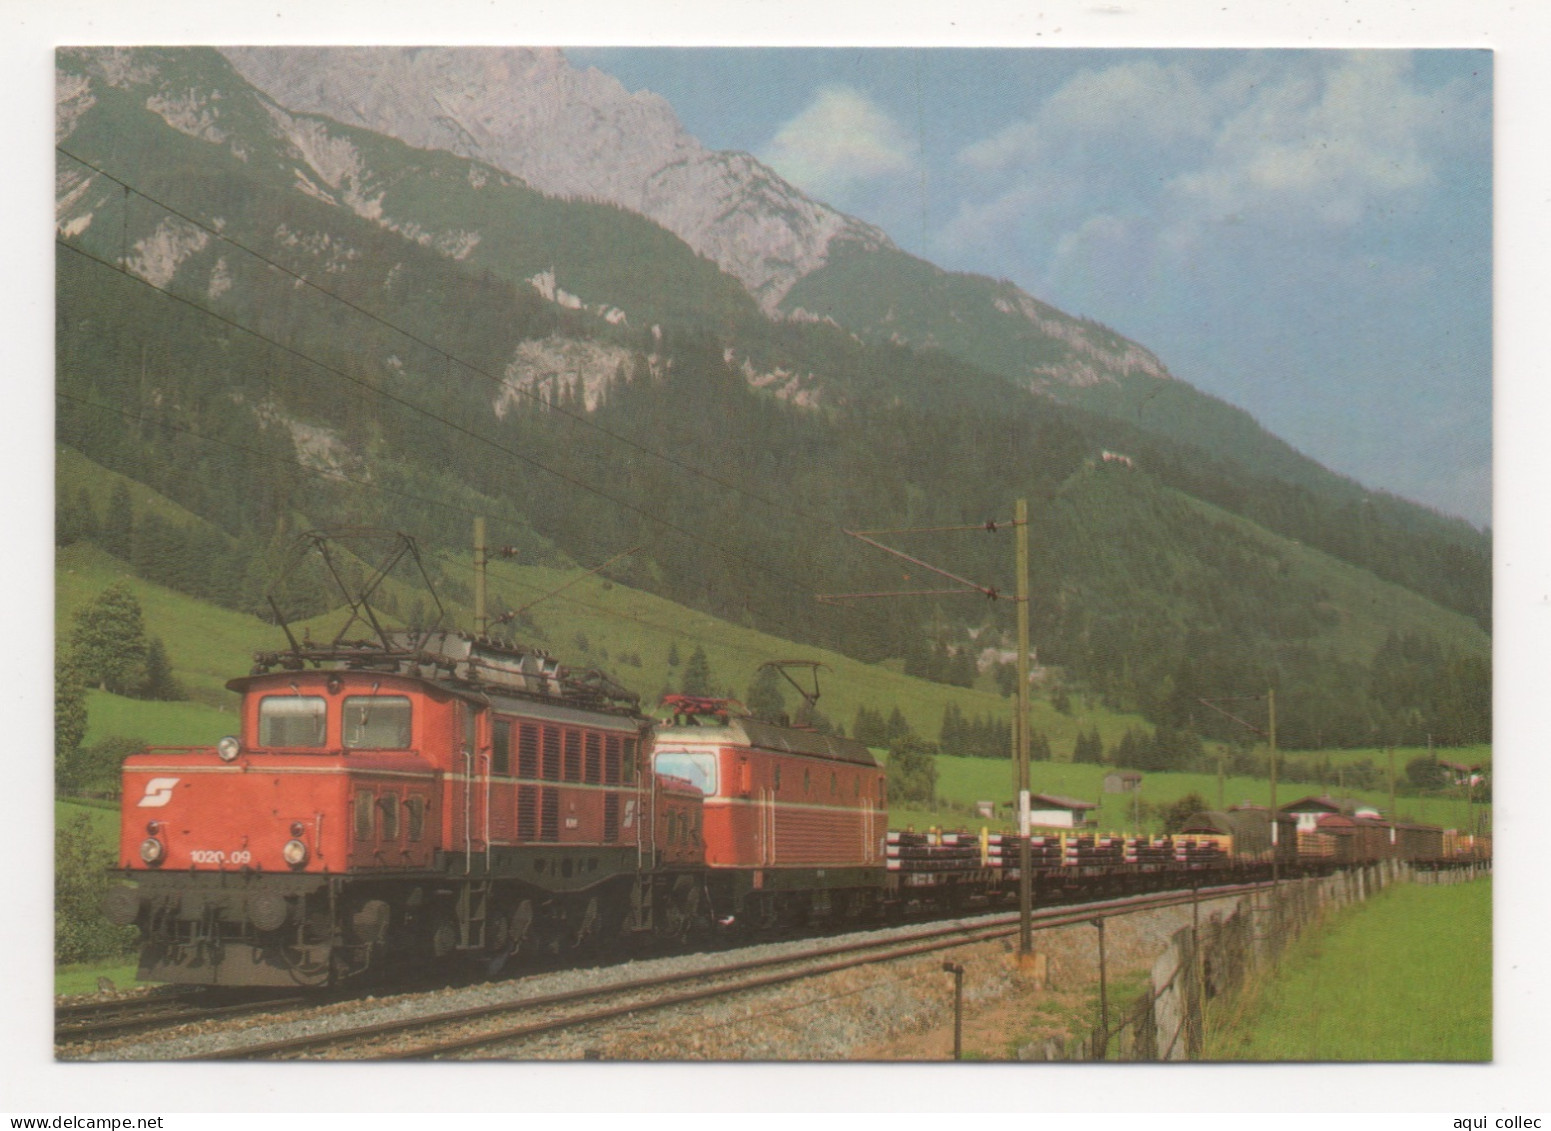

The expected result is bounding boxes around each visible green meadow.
[54,494,1490,994]
[885,753,1486,836]
[1207,877,1491,1060]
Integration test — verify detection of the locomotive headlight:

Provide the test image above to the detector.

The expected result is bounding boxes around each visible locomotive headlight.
[139,837,166,866]
[217,736,241,762]
[282,839,309,867]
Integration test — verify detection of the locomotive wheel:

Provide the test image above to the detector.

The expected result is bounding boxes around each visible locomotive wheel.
[487,902,511,952]
[656,876,700,943]
[283,905,335,986]
[485,898,536,977]
[750,893,779,932]
[510,899,535,952]
[431,917,458,959]
[571,896,601,951]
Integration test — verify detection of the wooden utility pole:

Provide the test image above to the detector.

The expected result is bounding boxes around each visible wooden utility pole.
[1268,687,1279,891]
[1388,746,1396,818]
[1016,498,1032,958]
[816,503,1035,958]
[473,516,487,636]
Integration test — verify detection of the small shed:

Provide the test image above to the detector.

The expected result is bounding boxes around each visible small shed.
[1438,760,1486,787]
[1280,795,1345,833]
[1103,771,1142,794]
[1281,795,1382,831]
[1027,793,1098,829]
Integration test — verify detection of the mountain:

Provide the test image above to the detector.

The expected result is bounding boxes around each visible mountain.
[219,46,894,315]
[53,46,1491,750]
[219,48,1178,392]
[218,47,1489,536]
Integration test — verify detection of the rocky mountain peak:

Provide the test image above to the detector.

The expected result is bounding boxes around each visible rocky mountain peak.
[220,46,892,312]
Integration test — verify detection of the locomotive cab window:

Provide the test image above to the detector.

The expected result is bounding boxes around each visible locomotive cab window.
[653,749,717,796]
[259,695,327,747]
[353,790,374,842]
[378,793,400,840]
[343,696,412,749]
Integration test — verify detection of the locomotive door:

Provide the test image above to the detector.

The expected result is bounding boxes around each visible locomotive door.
[454,701,487,869]
[761,787,776,865]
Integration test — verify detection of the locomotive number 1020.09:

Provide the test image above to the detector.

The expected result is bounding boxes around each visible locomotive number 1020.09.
[189,849,252,865]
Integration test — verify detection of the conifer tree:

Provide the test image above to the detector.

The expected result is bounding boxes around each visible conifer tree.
[68,583,149,695]
[680,646,713,697]
[853,705,889,747]
[140,636,184,702]
[55,655,87,792]
[745,665,787,723]
[101,482,134,560]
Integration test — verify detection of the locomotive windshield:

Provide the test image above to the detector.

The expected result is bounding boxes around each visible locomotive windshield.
[258,695,327,747]
[343,695,412,749]
[653,749,717,796]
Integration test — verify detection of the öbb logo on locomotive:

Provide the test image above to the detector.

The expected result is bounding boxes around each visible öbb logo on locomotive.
[135,777,179,808]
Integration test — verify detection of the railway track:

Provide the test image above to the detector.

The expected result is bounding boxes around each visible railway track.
[178,880,1267,1061]
[55,990,318,1047]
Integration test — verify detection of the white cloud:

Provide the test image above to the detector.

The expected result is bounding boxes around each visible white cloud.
[936,183,1054,258]
[1049,213,1134,275]
[958,59,1213,173]
[1171,53,1444,230]
[958,119,1042,172]
[954,51,1465,266]
[1042,59,1216,147]
[759,85,913,198]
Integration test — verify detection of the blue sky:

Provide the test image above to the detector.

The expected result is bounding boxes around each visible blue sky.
[571,48,1492,527]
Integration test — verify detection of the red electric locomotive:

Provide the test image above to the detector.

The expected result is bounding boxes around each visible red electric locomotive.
[101,533,1487,989]
[105,628,707,986]
[652,695,889,928]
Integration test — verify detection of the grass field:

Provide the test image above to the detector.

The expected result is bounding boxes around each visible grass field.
[885,753,1486,836]
[56,797,119,844]
[58,538,1163,752]
[81,690,236,748]
[1207,877,1491,1061]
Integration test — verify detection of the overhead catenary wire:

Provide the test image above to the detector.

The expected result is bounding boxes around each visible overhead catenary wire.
[55,146,848,534]
[55,237,850,611]
[56,390,877,688]
[55,152,1021,666]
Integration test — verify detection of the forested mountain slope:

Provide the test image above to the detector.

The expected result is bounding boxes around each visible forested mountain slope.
[54,46,1490,749]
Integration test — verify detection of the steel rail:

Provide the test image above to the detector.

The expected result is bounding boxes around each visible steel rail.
[181,880,1268,1061]
[55,992,315,1046]
[378,883,1273,1061]
[368,882,1273,1061]
[54,989,205,1023]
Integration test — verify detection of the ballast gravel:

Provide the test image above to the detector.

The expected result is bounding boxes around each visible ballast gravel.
[64,892,1249,1062]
